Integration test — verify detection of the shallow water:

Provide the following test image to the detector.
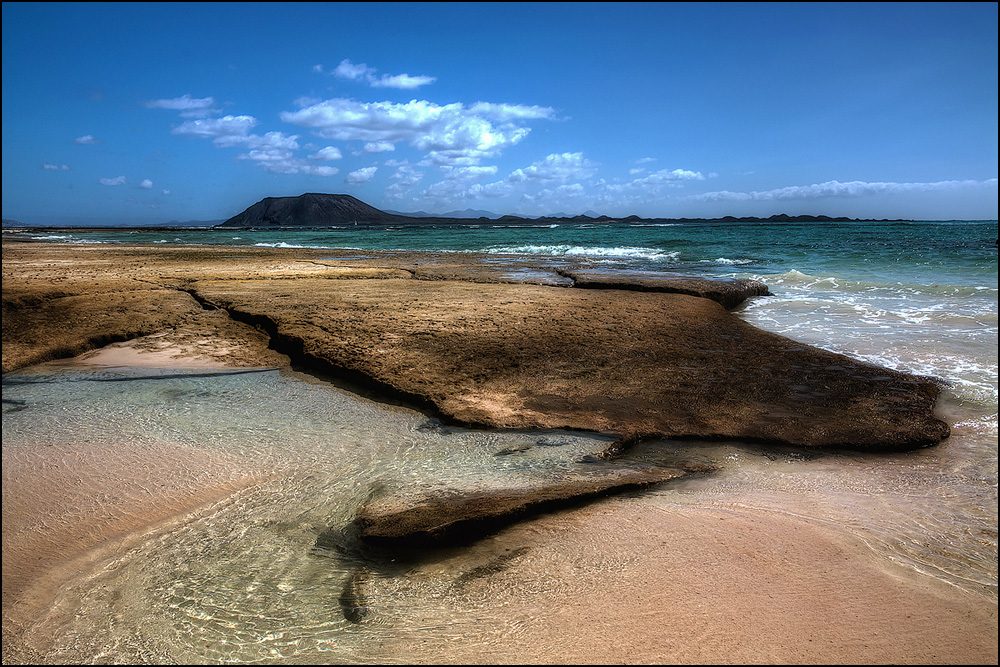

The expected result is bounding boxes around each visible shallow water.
[2,360,995,663]
[2,220,997,662]
[2,364,625,663]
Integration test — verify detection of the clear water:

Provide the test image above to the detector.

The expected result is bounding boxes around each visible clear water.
[2,219,997,663]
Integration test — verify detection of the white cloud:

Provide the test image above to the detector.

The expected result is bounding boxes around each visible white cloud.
[402,153,598,211]
[333,59,376,81]
[583,168,705,209]
[281,98,553,164]
[309,146,344,160]
[428,156,708,215]
[371,73,437,89]
[143,94,219,117]
[214,130,300,150]
[42,163,70,171]
[420,150,495,167]
[506,152,598,184]
[524,183,587,203]
[384,162,425,200]
[448,165,499,180]
[139,178,153,189]
[689,178,1000,202]
[154,101,340,176]
[468,102,557,122]
[162,189,171,196]
[99,176,127,186]
[516,183,593,214]
[308,165,340,177]
[415,164,500,201]
[74,135,100,144]
[235,145,337,176]
[171,115,259,140]
[631,168,705,185]
[346,166,378,184]
[362,141,395,154]
[467,181,513,198]
[331,59,436,89]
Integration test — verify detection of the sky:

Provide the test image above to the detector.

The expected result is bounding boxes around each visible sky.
[2,2,997,224]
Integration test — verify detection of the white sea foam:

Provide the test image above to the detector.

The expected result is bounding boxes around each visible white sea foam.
[27,233,109,244]
[485,244,679,261]
[737,267,998,407]
[252,241,321,249]
[747,269,999,299]
[38,236,109,244]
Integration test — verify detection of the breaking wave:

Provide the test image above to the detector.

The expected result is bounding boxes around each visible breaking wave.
[484,244,680,261]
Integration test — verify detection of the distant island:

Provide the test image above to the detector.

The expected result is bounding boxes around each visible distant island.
[215,193,910,228]
[3,194,976,230]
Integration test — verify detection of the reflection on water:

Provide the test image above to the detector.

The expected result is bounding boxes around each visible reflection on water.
[2,356,996,663]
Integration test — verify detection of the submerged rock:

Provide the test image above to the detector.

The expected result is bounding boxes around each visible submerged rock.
[353,462,706,548]
[338,568,370,624]
[453,546,532,589]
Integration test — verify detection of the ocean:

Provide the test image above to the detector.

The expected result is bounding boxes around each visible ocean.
[2,219,997,662]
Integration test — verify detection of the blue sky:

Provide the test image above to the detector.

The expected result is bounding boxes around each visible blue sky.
[2,2,997,224]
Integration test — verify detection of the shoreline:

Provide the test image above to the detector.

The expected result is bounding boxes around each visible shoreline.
[2,241,995,663]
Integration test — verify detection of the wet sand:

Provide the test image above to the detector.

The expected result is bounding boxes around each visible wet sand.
[413,498,997,665]
[2,241,996,664]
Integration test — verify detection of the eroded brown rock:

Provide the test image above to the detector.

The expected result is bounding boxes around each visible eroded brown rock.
[193,275,948,450]
[2,241,949,451]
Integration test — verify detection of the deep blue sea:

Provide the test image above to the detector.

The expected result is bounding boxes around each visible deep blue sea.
[3,219,997,662]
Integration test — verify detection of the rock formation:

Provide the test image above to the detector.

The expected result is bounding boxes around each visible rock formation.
[218,193,405,227]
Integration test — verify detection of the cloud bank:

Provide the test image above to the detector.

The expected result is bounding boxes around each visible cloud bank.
[690,179,999,202]
[280,98,556,165]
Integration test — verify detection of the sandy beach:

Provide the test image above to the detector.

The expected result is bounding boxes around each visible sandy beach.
[2,240,996,664]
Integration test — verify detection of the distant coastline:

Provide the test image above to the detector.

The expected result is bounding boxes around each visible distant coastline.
[3,213,991,232]
[7,190,997,230]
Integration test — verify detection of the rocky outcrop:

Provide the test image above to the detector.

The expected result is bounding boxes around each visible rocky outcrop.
[2,242,950,451]
[557,269,771,309]
[218,193,405,227]
[193,276,949,451]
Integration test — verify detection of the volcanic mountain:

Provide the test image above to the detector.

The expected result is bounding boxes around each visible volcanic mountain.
[218,193,406,227]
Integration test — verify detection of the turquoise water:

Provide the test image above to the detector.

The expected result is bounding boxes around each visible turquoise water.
[11,219,998,285]
[2,219,997,662]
